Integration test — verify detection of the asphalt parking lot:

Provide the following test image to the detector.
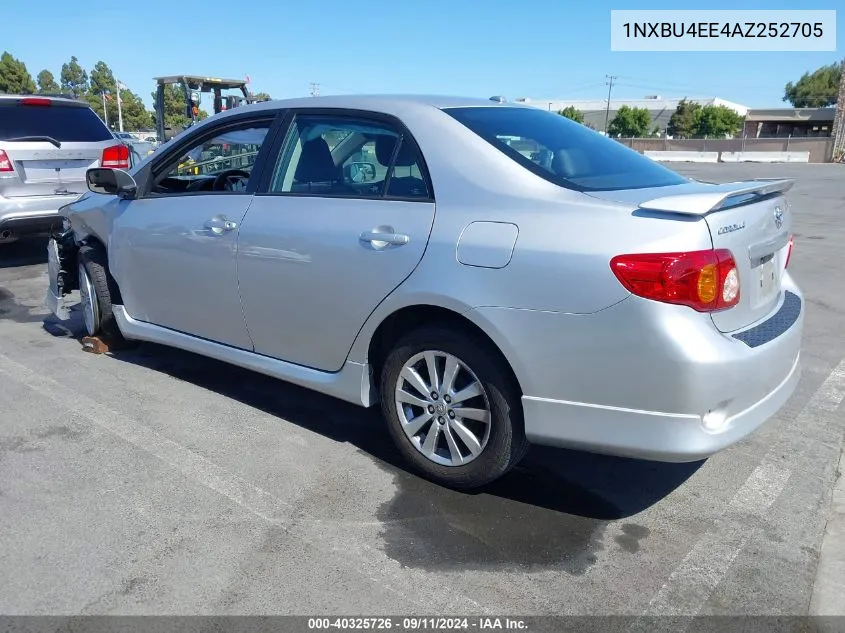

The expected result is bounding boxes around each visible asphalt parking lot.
[0,163,843,619]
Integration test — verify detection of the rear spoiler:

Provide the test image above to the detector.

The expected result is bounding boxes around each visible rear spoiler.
[638,179,794,216]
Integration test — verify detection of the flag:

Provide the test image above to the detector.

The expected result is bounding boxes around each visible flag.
[245,74,251,84]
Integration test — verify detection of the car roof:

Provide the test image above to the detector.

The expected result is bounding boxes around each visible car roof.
[0,94,90,108]
[222,94,528,118]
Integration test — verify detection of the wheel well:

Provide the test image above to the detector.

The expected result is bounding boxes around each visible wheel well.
[367,305,523,397]
[79,236,124,305]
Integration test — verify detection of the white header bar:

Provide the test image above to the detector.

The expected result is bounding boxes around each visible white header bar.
[610,10,837,51]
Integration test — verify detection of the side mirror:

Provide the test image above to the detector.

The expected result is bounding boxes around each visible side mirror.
[86,168,138,199]
[347,161,376,183]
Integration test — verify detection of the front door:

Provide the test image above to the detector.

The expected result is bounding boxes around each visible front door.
[110,116,276,350]
[237,112,436,371]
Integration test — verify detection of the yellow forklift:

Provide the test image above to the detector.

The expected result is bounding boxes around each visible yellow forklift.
[153,75,255,143]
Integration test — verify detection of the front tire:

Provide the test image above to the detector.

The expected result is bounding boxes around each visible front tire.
[380,326,528,489]
[77,245,123,341]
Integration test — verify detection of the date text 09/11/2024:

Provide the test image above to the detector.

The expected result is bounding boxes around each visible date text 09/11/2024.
[307,617,528,630]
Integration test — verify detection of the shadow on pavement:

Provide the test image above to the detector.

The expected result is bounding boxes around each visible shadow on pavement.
[0,236,48,268]
[46,326,704,573]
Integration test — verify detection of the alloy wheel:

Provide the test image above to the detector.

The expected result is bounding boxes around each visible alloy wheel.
[394,350,492,467]
[78,263,100,337]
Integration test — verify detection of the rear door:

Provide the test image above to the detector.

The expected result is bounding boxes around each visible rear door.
[236,110,436,372]
[0,97,116,198]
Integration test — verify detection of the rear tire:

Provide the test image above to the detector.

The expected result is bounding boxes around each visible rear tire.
[380,326,528,489]
[77,244,123,341]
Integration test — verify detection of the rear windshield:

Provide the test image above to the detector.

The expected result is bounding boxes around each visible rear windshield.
[443,106,688,192]
[0,103,112,142]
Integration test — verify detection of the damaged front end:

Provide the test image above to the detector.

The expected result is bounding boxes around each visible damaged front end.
[45,217,79,321]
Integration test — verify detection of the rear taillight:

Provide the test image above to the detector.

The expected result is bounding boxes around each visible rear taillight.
[0,150,13,173]
[785,235,794,269]
[101,144,130,169]
[19,97,52,107]
[610,249,740,312]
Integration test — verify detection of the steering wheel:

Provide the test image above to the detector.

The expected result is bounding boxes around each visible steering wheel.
[213,169,251,192]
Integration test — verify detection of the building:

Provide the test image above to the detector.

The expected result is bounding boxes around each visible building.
[742,108,836,139]
[514,96,749,134]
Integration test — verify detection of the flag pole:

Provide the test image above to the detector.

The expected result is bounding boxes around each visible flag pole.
[116,81,124,132]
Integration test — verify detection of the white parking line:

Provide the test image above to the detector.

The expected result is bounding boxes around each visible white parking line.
[635,358,845,624]
[0,352,484,612]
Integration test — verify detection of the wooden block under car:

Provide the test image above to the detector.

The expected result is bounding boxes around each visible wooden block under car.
[80,336,134,354]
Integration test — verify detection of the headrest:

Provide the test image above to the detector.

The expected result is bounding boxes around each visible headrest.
[294,137,336,183]
[374,134,418,167]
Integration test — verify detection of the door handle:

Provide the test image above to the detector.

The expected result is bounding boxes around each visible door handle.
[204,217,238,233]
[359,230,409,247]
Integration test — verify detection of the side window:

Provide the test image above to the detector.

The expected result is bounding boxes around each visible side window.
[149,122,271,195]
[269,115,430,199]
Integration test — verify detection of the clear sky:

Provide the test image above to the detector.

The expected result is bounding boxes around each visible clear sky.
[3,0,842,109]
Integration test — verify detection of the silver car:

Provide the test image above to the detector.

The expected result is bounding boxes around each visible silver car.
[45,96,803,489]
[0,94,131,244]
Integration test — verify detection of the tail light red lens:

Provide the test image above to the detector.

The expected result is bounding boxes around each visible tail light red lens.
[0,150,13,173]
[785,235,794,269]
[610,249,740,312]
[101,144,130,169]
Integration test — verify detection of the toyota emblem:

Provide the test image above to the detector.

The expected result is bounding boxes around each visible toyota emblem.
[774,207,784,230]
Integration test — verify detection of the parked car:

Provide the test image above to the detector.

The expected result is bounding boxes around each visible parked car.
[0,95,132,245]
[45,95,803,489]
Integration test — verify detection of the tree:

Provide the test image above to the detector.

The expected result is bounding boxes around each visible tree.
[36,69,60,94]
[783,61,841,108]
[252,91,272,102]
[60,56,88,97]
[0,51,36,94]
[667,98,702,138]
[89,60,116,96]
[557,105,584,123]
[695,104,744,138]
[608,105,651,137]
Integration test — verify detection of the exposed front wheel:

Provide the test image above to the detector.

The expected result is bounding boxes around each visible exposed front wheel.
[77,245,123,341]
[380,327,528,489]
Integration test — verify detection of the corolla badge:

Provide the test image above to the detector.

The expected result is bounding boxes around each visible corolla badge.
[717,221,745,235]
[774,206,784,230]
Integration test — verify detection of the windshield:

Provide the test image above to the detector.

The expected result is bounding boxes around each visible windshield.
[443,106,688,192]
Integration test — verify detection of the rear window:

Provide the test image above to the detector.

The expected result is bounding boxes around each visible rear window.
[443,106,687,192]
[0,102,112,142]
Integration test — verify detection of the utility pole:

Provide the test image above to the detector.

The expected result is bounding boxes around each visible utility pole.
[309,82,320,97]
[604,74,617,134]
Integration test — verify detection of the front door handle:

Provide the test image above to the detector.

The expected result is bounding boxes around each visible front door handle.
[204,217,238,234]
[359,229,409,247]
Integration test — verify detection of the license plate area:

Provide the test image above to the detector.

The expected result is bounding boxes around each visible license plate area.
[753,255,780,307]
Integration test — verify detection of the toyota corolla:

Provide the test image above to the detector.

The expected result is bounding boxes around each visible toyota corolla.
[46,95,803,489]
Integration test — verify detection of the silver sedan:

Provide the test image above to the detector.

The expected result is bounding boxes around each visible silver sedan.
[46,95,804,489]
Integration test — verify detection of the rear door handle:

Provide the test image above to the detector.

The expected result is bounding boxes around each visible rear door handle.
[204,217,238,233]
[359,230,409,246]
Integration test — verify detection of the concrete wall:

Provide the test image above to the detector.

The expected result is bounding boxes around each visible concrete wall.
[616,137,835,163]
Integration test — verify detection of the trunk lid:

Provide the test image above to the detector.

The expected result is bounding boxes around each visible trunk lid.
[1,143,104,197]
[587,179,794,333]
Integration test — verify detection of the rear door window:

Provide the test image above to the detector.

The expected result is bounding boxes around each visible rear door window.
[0,104,113,142]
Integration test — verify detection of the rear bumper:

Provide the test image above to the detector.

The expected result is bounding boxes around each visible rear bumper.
[469,275,804,462]
[0,194,82,236]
